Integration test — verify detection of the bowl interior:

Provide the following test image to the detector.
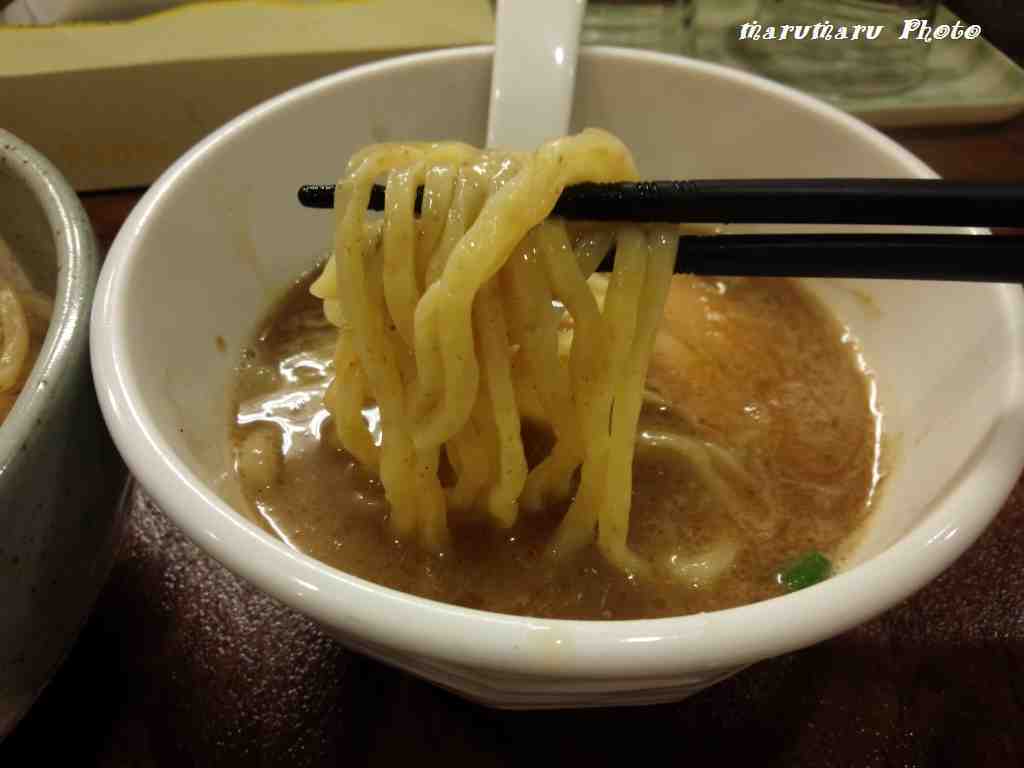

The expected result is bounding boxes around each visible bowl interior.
[102,50,1024,638]
[0,135,73,453]
[0,180,57,298]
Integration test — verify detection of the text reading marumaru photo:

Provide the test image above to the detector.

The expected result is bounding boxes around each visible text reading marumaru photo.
[739,18,982,43]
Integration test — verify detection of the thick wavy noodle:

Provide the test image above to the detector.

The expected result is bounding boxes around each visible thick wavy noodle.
[0,236,52,422]
[309,129,679,574]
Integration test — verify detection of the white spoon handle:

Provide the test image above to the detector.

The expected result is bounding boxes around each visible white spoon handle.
[486,0,587,151]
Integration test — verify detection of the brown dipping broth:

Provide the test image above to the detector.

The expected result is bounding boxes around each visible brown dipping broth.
[232,272,881,620]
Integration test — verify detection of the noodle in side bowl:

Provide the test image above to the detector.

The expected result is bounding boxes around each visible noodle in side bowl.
[92,48,1024,708]
[0,235,53,423]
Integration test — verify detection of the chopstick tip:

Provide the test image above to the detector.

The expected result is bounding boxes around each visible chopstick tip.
[299,184,334,209]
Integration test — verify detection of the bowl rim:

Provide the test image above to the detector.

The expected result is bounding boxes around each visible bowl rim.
[91,45,1024,679]
[0,129,97,465]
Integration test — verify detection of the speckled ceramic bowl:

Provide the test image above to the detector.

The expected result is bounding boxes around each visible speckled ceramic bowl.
[0,130,125,737]
[92,48,1024,709]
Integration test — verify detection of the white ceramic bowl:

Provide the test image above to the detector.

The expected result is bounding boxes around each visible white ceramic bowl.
[91,47,1024,709]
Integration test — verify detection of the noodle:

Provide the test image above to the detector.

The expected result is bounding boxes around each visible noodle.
[311,129,681,575]
[0,236,51,422]
[0,286,30,392]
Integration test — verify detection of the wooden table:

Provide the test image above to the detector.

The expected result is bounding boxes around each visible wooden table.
[3,114,1024,766]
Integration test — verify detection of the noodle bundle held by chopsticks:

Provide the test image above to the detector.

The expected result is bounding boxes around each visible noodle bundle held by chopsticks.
[311,129,679,575]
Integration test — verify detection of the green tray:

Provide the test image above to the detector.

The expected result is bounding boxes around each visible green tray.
[695,2,1024,127]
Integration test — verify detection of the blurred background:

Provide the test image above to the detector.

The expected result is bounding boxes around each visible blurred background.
[2,0,1021,191]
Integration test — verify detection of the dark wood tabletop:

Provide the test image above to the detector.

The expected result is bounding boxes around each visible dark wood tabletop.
[3,111,1024,767]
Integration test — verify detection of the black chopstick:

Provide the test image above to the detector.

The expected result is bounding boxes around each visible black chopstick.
[663,234,1022,283]
[297,180,1022,283]
[297,179,1024,227]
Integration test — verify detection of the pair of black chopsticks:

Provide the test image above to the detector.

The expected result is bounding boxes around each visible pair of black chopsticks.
[297,180,1024,283]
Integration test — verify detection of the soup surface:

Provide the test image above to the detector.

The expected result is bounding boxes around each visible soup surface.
[232,271,881,620]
